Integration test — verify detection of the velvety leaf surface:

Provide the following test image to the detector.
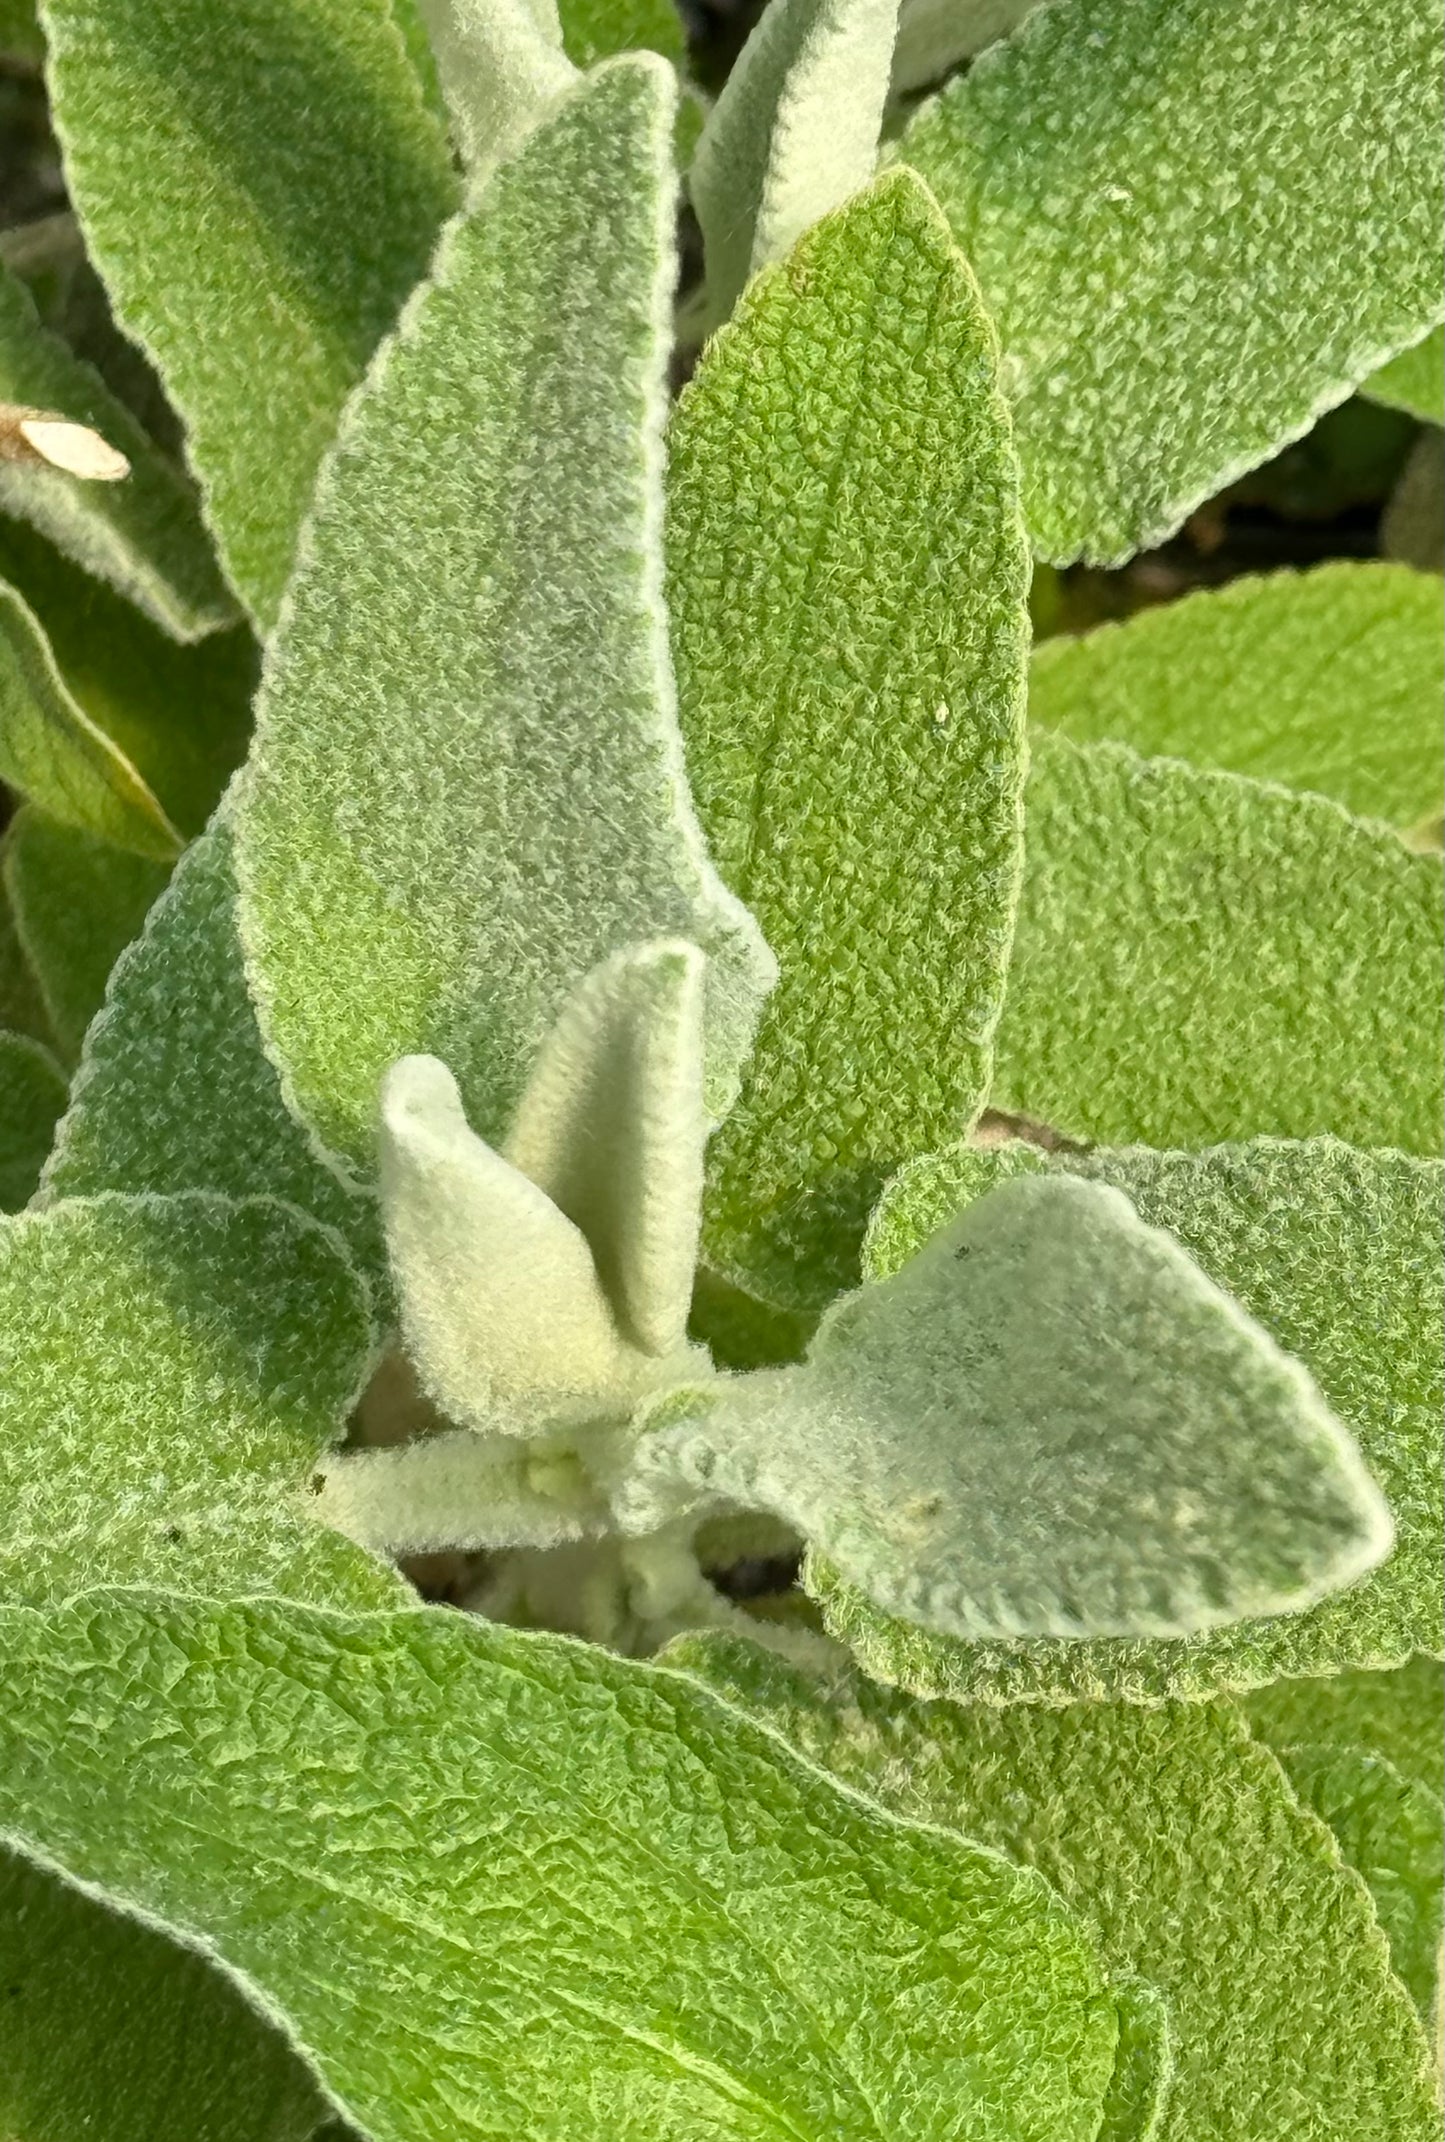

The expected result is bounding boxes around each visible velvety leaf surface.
[0,1590,1138,2142]
[0,1846,329,2142]
[3,805,170,1061]
[0,259,234,638]
[0,1029,65,1208]
[241,59,772,1179]
[0,1192,401,1608]
[990,734,1443,1156]
[843,1138,1444,1701]
[1029,564,1444,830]
[669,172,1029,1308]
[637,1171,1388,1641]
[414,0,577,169]
[668,1633,1441,2142]
[688,0,900,325]
[900,0,1445,563]
[39,801,383,1277]
[889,0,1036,95]
[557,0,683,65]
[1363,324,1445,423]
[1244,1657,1445,1801]
[41,0,457,624]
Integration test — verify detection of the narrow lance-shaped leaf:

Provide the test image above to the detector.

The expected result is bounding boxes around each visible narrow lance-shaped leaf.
[990,733,1443,1157]
[688,0,901,326]
[0,1030,66,1210]
[41,0,457,624]
[630,1171,1389,1641]
[1362,323,1445,424]
[668,1633,1442,2142]
[669,171,1030,1310]
[841,1137,1443,1702]
[900,0,1445,563]
[0,260,234,639]
[1029,563,1444,832]
[414,0,576,168]
[239,58,773,1181]
[0,1589,1141,2142]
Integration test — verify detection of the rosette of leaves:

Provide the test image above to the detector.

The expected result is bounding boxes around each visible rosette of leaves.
[0,0,1441,2136]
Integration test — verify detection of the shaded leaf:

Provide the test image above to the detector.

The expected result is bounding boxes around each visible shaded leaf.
[890,0,1036,95]
[42,0,458,624]
[842,1138,1443,1701]
[558,0,683,66]
[668,1632,1441,2142]
[0,259,234,638]
[240,59,772,1180]
[0,1588,1136,2142]
[900,0,1445,562]
[0,1028,65,1208]
[0,0,42,61]
[669,172,1029,1308]
[1382,428,1445,577]
[1363,325,1445,424]
[0,851,53,1047]
[1029,563,1444,830]
[990,734,1443,1155]
[1244,1657,1445,1802]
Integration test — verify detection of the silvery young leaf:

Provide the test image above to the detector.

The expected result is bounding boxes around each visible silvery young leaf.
[668,1633,1442,2142]
[637,1171,1388,1642]
[557,0,684,67]
[1363,324,1445,424]
[3,806,170,1061]
[688,0,901,327]
[0,1588,1140,2142]
[414,0,576,168]
[990,734,1443,1156]
[668,172,1029,1309]
[1244,1657,1445,1802]
[0,1847,330,2142]
[0,1192,403,1609]
[0,260,233,639]
[41,0,457,625]
[1029,564,1444,832]
[842,1138,1443,1702]
[0,571,181,857]
[0,1030,65,1209]
[0,514,257,844]
[889,0,1036,96]
[900,0,1445,563]
[240,59,772,1180]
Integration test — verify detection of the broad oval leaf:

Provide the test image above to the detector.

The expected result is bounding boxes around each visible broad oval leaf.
[41,0,458,624]
[899,0,1445,563]
[669,171,1030,1309]
[239,58,773,1181]
[0,1588,1139,2142]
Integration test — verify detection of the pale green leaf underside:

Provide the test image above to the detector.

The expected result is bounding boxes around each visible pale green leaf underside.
[414,0,576,167]
[3,806,170,1062]
[0,1030,65,1210]
[900,0,1445,563]
[240,59,772,1181]
[889,0,1036,96]
[689,0,900,326]
[0,575,180,858]
[0,1845,329,2142]
[669,172,1029,1309]
[845,1138,1443,1702]
[1243,1657,1445,1802]
[0,1192,402,1610]
[1029,563,1444,831]
[668,1633,1441,2142]
[642,1171,1387,1641]
[1362,324,1445,424]
[0,1590,1133,2142]
[990,734,1443,1157]
[39,797,385,1284]
[41,0,457,624]
[0,260,233,639]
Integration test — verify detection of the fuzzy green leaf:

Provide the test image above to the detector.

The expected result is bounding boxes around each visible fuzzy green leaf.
[1244,1657,1445,1802]
[0,1029,65,1209]
[0,0,41,60]
[240,59,772,1181]
[557,0,683,66]
[1363,325,1445,424]
[668,1634,1442,2142]
[889,0,1036,95]
[843,1138,1443,1701]
[990,735,1443,1156]
[414,0,576,167]
[1029,564,1444,831]
[0,1846,330,2142]
[38,798,384,1279]
[0,1191,402,1608]
[688,0,900,325]
[1383,429,1445,577]
[636,1171,1388,1641]
[41,0,457,625]
[669,171,1029,1308]
[0,1588,1138,2142]
[3,806,170,1061]
[0,260,234,639]
[900,0,1445,563]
